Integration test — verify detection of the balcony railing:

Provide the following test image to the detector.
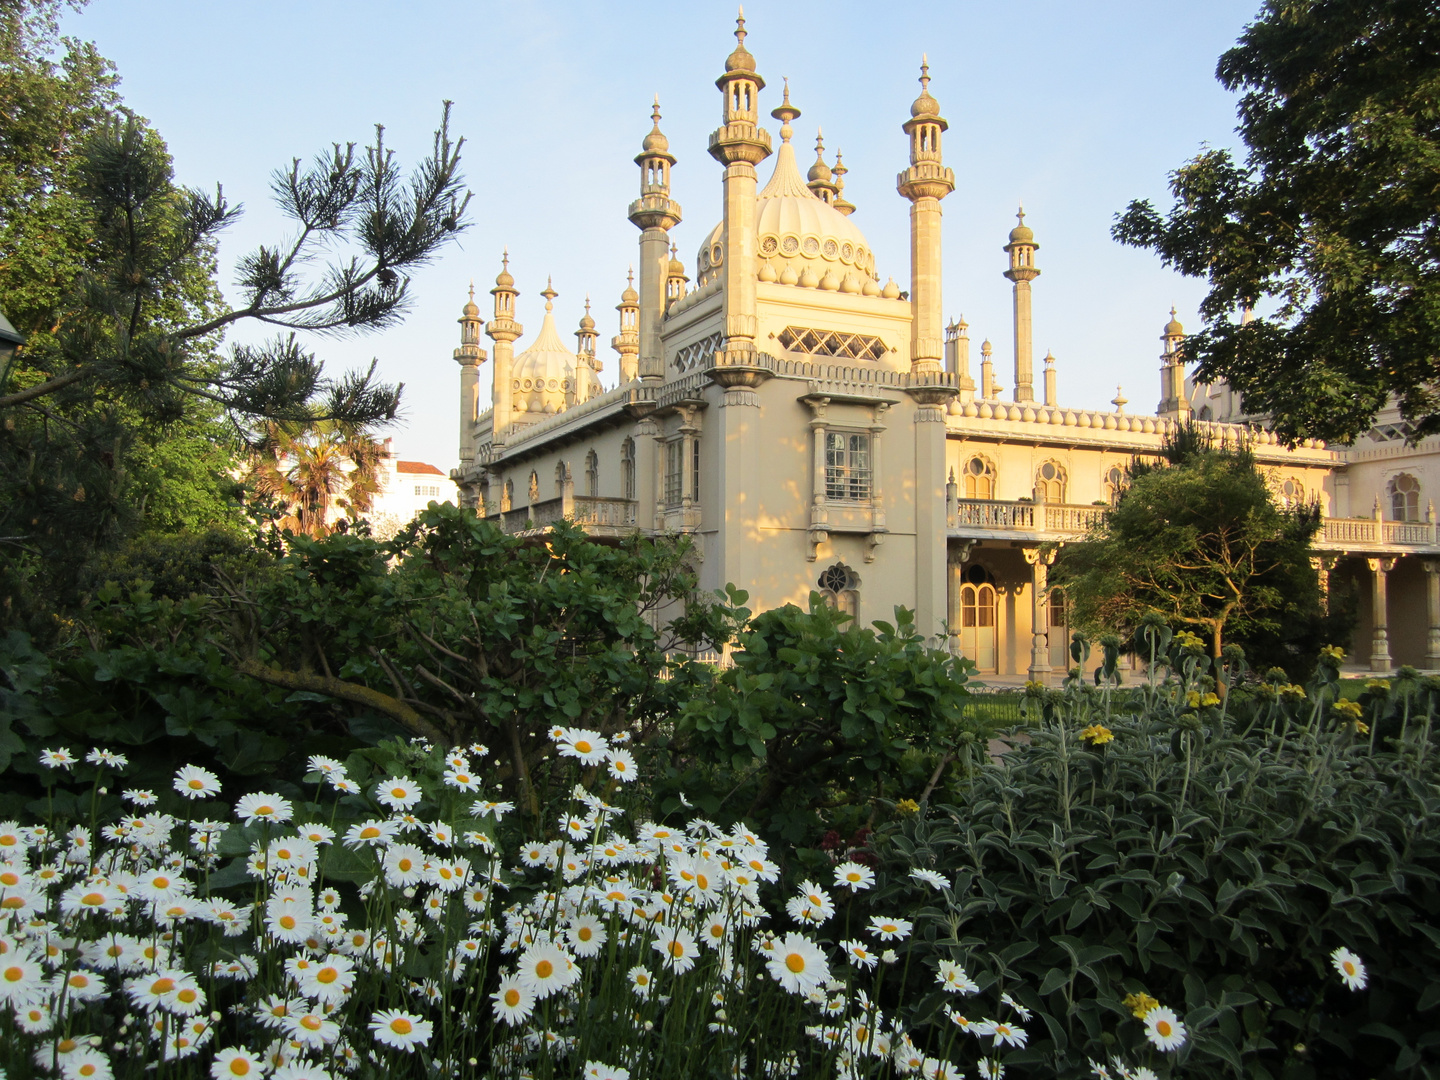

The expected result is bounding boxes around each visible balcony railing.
[948,498,1440,551]
[492,496,639,536]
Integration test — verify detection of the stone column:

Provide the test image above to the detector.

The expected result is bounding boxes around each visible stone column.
[717,386,760,594]
[1024,547,1055,684]
[457,359,480,464]
[947,558,963,655]
[911,397,949,642]
[866,404,889,561]
[1424,560,1440,669]
[1368,556,1395,672]
[806,397,829,561]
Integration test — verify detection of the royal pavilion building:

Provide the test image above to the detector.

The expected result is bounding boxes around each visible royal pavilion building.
[449,16,1440,681]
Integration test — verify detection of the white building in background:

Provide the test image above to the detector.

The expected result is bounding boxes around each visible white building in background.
[360,440,455,539]
[447,17,1440,678]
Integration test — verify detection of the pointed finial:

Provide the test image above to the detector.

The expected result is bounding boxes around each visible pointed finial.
[1044,350,1055,365]
[957,312,968,329]
[542,276,557,311]
[651,95,662,127]
[468,279,474,302]
[671,242,678,257]
[920,54,930,92]
[771,77,800,139]
[1112,386,1128,413]
[585,295,591,315]
[735,5,746,45]
[627,266,634,286]
[1017,205,1026,227]
[815,127,825,155]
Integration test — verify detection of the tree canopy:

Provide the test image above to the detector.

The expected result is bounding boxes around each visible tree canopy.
[1113,0,1440,446]
[1050,428,1341,679]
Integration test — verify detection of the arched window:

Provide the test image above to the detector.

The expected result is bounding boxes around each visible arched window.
[502,479,513,512]
[818,562,860,621]
[554,462,568,497]
[1391,473,1421,521]
[584,450,599,497]
[962,455,996,500]
[1104,465,1126,505]
[1035,460,1067,502]
[1278,476,1305,508]
[959,564,998,672]
[621,438,636,500]
[528,472,539,503]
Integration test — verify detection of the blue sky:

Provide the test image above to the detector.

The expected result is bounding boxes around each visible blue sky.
[62,0,1262,472]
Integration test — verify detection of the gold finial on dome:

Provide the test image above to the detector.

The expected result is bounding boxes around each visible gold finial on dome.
[911,53,941,118]
[642,95,669,154]
[725,6,756,72]
[771,77,800,142]
[1008,205,1035,244]
[621,266,639,304]
[541,277,557,311]
[1164,305,1184,336]
[495,248,515,289]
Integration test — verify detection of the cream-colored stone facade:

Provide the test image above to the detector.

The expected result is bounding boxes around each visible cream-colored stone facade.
[450,19,1440,679]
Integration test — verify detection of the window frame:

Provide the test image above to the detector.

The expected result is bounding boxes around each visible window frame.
[825,429,873,502]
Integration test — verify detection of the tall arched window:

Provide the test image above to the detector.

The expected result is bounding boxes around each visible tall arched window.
[959,564,997,672]
[1104,465,1126,505]
[1035,461,1067,502]
[1391,473,1421,521]
[818,563,859,620]
[528,472,539,504]
[502,479,513,512]
[555,462,569,497]
[584,450,599,497]
[962,456,996,499]
[621,438,636,500]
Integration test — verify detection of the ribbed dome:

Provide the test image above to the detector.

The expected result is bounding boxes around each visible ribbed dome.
[696,139,876,286]
[511,303,577,417]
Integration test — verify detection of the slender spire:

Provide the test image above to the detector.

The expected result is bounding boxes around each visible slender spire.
[771,77,800,142]
[832,150,855,216]
[542,278,557,311]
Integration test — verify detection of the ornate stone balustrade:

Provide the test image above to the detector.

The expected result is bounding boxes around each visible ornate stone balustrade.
[492,496,639,537]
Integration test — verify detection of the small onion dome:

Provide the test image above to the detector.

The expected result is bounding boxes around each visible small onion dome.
[668,245,686,278]
[621,268,639,304]
[579,299,595,331]
[725,10,756,72]
[462,283,480,317]
[1008,207,1034,245]
[1164,306,1184,336]
[642,97,669,153]
[494,251,515,289]
[807,152,832,184]
[911,57,940,118]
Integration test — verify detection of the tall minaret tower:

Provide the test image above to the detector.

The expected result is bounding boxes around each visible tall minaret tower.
[627,98,681,381]
[945,316,975,403]
[1157,307,1190,419]
[486,252,522,447]
[454,284,487,466]
[708,9,772,366]
[897,57,955,374]
[1003,207,1040,403]
[613,270,640,384]
[575,297,599,405]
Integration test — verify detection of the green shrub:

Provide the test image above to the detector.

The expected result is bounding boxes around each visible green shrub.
[871,645,1440,1078]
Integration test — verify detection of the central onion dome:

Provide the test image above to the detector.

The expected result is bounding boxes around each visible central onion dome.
[511,282,577,417]
[696,130,879,295]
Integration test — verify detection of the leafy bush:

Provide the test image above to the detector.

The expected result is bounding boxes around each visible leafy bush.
[872,641,1440,1078]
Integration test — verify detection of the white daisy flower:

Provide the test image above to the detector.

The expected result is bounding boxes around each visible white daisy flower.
[553,728,609,765]
[39,748,76,769]
[627,964,654,999]
[209,1046,263,1079]
[491,976,535,1025]
[368,1008,431,1051]
[234,793,293,826]
[840,939,878,969]
[374,778,422,811]
[910,868,948,890]
[784,880,835,925]
[343,819,398,849]
[566,915,607,958]
[833,861,876,892]
[936,960,980,995]
[867,916,913,941]
[606,749,639,782]
[765,932,830,995]
[515,940,578,999]
[59,1047,113,1080]
[1331,947,1368,990]
[173,766,222,800]
[652,926,699,974]
[1142,1006,1186,1051]
[987,1019,1027,1048]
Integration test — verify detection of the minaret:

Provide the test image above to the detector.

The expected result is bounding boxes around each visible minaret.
[980,338,996,400]
[945,316,975,402]
[1157,307,1190,419]
[1003,207,1040,403]
[665,244,689,312]
[627,97,682,381]
[807,129,837,204]
[575,297,599,404]
[896,56,955,374]
[1043,351,1057,407]
[708,9,772,366]
[612,270,640,384]
[832,151,855,216]
[486,251,522,446]
[455,283,487,465]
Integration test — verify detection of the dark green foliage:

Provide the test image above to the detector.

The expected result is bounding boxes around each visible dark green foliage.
[672,596,983,846]
[1052,427,1343,678]
[1113,0,1440,445]
[873,650,1440,1078]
